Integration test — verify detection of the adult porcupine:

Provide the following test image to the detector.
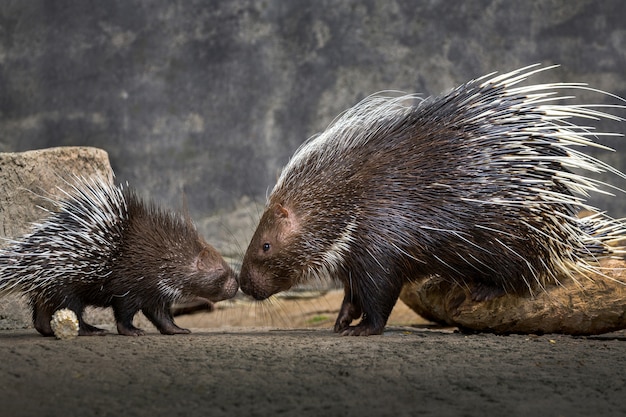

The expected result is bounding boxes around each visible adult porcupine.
[0,175,238,336]
[239,64,626,336]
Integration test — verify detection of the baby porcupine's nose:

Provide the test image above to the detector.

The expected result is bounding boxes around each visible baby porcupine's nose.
[220,266,239,299]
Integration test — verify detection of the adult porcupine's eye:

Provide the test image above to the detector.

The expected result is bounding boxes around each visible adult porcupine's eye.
[262,243,271,252]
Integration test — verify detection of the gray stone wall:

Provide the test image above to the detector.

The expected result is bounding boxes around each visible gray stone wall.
[1,0,625,255]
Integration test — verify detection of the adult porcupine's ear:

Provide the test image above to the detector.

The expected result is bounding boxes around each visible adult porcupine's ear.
[271,203,299,239]
[275,203,289,219]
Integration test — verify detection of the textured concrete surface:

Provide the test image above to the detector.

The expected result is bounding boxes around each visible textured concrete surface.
[0,326,625,417]
[0,1,625,255]
[1,288,625,417]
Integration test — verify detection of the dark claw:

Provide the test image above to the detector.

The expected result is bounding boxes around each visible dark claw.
[339,321,385,336]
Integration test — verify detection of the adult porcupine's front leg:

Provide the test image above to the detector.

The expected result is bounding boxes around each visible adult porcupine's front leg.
[337,273,403,336]
[339,297,395,336]
[333,283,362,333]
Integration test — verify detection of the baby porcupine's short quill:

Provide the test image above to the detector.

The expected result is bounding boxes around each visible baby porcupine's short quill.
[0,175,238,336]
[239,64,626,336]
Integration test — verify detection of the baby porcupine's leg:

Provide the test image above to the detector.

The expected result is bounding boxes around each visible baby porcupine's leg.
[112,301,145,336]
[78,320,108,336]
[31,299,54,336]
[142,306,190,335]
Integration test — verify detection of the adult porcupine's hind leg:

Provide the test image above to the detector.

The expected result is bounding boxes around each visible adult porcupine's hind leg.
[142,305,190,335]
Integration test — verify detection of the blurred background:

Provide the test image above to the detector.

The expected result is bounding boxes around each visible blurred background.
[1,0,625,258]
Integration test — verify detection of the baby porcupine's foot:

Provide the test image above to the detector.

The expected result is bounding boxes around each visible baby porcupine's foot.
[79,322,108,336]
[143,308,190,335]
[113,306,145,336]
[157,322,191,335]
[116,322,146,336]
[33,309,54,337]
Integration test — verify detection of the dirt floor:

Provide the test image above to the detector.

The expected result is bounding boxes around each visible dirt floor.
[1,290,625,417]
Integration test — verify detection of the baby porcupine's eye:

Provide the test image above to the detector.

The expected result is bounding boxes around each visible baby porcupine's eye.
[262,242,271,252]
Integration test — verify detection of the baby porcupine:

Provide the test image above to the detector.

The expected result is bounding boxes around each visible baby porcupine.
[239,64,626,336]
[0,175,238,336]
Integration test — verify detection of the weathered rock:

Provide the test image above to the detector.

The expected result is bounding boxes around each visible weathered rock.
[400,259,626,335]
[0,146,113,239]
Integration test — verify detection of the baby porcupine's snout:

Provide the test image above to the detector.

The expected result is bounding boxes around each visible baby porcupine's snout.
[217,262,239,301]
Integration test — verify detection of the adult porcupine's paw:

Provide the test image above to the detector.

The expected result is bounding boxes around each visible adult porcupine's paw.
[333,321,349,333]
[333,311,356,333]
[340,322,385,336]
[333,293,363,333]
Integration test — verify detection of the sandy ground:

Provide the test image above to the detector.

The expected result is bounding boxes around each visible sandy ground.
[1,290,625,417]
